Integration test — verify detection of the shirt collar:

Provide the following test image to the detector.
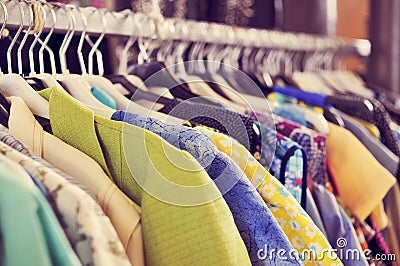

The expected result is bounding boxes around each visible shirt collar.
[9,96,43,157]
[39,87,111,176]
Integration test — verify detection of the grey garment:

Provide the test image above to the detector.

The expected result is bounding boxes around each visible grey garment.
[305,189,328,237]
[0,125,95,199]
[312,183,369,266]
[383,183,400,262]
[159,99,257,151]
[334,108,399,176]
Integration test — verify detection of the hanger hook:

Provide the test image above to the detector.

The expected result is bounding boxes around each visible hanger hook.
[34,0,57,74]
[87,7,107,75]
[17,0,34,75]
[37,1,56,74]
[174,19,190,75]
[119,10,137,74]
[96,9,116,75]
[61,5,76,74]
[56,4,72,74]
[0,0,7,38]
[6,0,24,74]
[0,0,8,75]
[28,0,46,76]
[76,6,88,75]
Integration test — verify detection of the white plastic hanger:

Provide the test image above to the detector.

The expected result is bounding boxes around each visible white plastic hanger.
[26,0,63,89]
[53,5,112,110]
[79,7,131,106]
[78,8,182,123]
[115,11,144,91]
[0,0,7,75]
[0,0,49,118]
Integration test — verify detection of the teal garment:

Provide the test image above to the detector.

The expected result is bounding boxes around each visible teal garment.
[0,162,82,266]
[91,86,117,109]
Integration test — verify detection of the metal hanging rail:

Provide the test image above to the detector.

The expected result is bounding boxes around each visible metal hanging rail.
[0,1,371,56]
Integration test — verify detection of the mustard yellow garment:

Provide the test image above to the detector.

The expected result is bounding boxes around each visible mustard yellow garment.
[351,118,388,230]
[195,126,343,266]
[325,123,396,221]
[39,87,251,266]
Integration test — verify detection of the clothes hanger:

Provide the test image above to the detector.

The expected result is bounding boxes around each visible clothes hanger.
[104,12,175,102]
[210,45,248,95]
[127,18,202,102]
[243,47,274,95]
[209,27,250,96]
[105,10,149,95]
[76,7,125,101]
[0,0,10,127]
[98,11,174,104]
[217,28,268,97]
[199,25,250,103]
[24,0,64,90]
[168,21,231,101]
[291,51,335,96]
[323,107,345,127]
[80,8,150,98]
[165,28,246,111]
[0,0,49,119]
[53,4,112,110]
[78,8,182,122]
[212,27,271,103]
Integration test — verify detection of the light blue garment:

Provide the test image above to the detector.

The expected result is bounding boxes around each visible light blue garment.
[91,86,117,109]
[305,188,327,237]
[0,162,81,266]
[312,183,368,266]
[112,110,301,266]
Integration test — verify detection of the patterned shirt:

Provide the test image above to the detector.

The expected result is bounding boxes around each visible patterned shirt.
[248,111,329,185]
[159,98,262,156]
[256,122,307,205]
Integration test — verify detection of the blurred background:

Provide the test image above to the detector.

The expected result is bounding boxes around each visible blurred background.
[8,0,398,93]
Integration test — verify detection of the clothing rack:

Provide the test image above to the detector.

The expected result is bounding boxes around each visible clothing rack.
[1,2,371,56]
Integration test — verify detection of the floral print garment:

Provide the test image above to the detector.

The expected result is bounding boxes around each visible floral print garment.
[195,127,343,266]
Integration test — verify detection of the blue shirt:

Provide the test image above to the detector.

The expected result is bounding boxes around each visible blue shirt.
[111,110,300,266]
